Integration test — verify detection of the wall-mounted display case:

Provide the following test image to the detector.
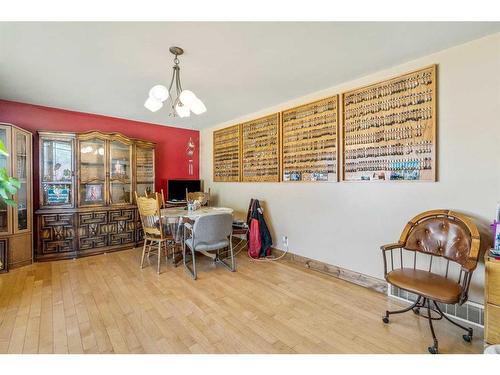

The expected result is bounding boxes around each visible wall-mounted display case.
[213,125,241,182]
[281,96,338,182]
[342,65,437,182]
[241,113,280,182]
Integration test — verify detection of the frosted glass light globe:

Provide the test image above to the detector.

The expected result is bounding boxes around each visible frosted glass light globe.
[149,85,169,102]
[179,90,197,107]
[144,97,163,112]
[175,103,190,118]
[190,98,207,115]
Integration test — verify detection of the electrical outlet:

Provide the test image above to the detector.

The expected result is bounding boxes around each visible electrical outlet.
[282,236,288,248]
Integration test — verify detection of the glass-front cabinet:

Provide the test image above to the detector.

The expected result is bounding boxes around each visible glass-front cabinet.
[35,130,155,262]
[78,136,106,206]
[40,133,75,208]
[0,126,10,235]
[0,123,33,269]
[109,139,132,204]
[135,143,155,198]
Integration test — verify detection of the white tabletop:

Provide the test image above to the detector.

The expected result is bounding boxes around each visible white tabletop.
[160,206,233,220]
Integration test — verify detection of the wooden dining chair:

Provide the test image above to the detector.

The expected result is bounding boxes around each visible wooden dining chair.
[186,188,211,206]
[381,209,481,354]
[135,191,174,274]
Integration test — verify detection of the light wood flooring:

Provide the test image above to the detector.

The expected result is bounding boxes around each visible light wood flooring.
[0,247,483,354]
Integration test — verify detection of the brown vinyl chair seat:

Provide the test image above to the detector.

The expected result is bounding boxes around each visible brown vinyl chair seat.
[386,268,462,304]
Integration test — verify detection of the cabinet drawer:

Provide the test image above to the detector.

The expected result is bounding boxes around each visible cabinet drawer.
[486,303,500,344]
[487,258,500,305]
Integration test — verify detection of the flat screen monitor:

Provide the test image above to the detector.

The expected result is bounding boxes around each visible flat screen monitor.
[167,179,201,201]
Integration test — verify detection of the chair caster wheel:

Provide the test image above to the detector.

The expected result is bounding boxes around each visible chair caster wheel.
[428,345,438,354]
[462,334,472,343]
[413,308,420,315]
[382,316,389,324]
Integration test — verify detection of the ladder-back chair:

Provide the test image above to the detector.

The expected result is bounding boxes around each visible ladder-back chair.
[135,191,174,274]
[186,188,211,206]
[381,209,481,354]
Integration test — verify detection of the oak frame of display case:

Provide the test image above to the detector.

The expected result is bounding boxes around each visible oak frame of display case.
[0,123,33,270]
[341,65,437,182]
[281,95,339,183]
[213,124,242,182]
[241,113,281,182]
[35,130,155,262]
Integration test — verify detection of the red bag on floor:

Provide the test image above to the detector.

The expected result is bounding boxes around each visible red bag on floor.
[248,218,262,259]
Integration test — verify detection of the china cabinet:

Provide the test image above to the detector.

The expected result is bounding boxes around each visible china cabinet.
[35,131,155,261]
[0,123,33,269]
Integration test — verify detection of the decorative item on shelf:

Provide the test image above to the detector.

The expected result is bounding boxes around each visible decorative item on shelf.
[281,95,339,182]
[186,137,195,176]
[144,46,207,118]
[342,65,437,182]
[213,124,241,182]
[241,113,280,182]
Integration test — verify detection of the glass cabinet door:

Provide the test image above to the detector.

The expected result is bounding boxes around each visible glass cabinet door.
[13,130,30,232]
[0,127,10,234]
[41,137,74,207]
[79,138,106,206]
[135,146,155,197]
[109,140,132,204]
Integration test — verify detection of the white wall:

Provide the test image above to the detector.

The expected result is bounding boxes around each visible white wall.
[200,33,500,303]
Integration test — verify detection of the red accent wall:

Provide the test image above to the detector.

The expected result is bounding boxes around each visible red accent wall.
[0,100,199,210]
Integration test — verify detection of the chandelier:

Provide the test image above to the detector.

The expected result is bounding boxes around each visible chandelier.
[144,46,206,118]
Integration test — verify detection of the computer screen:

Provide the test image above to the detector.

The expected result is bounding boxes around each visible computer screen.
[167,179,201,201]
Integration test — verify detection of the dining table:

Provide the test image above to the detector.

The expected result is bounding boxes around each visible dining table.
[160,206,234,262]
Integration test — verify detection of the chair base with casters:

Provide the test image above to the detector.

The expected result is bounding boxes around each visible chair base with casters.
[381,209,481,354]
[382,294,473,354]
[182,214,236,280]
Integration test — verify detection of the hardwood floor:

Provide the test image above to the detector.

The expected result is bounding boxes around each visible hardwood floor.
[0,247,483,354]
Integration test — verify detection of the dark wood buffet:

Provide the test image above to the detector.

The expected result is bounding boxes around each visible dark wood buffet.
[35,130,155,261]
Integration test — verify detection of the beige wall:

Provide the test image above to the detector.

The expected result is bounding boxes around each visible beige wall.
[200,33,500,303]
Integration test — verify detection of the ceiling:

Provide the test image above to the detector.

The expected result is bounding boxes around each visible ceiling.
[1,22,499,129]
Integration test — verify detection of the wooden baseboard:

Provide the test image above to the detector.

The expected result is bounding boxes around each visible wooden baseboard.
[271,248,387,294]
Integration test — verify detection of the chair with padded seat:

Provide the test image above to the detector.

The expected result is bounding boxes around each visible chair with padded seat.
[182,213,235,280]
[381,209,481,354]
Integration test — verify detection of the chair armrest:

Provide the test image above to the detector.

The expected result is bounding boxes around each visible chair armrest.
[380,242,404,277]
[380,242,404,251]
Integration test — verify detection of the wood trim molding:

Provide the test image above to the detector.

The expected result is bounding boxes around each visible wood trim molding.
[273,248,387,293]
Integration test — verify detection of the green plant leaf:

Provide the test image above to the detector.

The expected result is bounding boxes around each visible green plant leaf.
[0,141,8,157]
[0,188,8,200]
[8,177,21,189]
[2,198,16,207]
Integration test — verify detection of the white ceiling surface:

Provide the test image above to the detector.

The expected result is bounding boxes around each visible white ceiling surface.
[1,22,499,129]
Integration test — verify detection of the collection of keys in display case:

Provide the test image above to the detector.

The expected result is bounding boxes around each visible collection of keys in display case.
[212,65,437,183]
[242,114,280,182]
[281,96,338,182]
[343,66,436,181]
[213,125,241,182]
